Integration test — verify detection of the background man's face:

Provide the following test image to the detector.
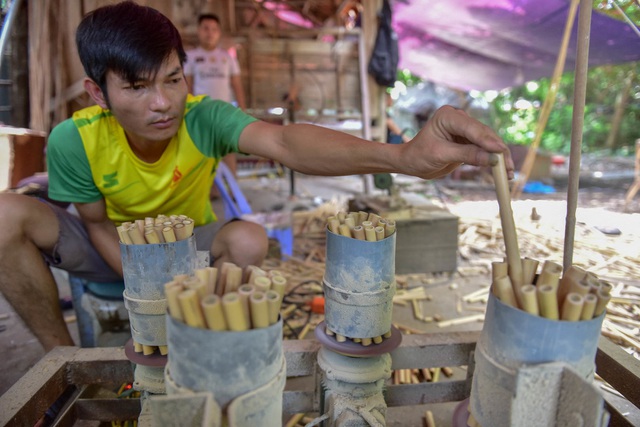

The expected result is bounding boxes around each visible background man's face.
[197,19,222,50]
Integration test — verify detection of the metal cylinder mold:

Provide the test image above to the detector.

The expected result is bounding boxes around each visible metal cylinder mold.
[165,315,285,426]
[323,229,396,338]
[470,292,605,426]
[120,236,197,346]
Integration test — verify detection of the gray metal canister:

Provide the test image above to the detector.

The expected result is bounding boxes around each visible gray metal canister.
[470,292,605,426]
[165,315,285,426]
[120,236,197,346]
[323,229,396,338]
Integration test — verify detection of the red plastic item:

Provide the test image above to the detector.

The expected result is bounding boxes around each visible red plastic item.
[310,296,325,314]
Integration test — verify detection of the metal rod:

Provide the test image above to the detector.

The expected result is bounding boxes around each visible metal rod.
[0,0,23,71]
[563,0,592,271]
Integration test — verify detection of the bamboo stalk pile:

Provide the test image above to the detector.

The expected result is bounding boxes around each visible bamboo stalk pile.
[117,214,194,244]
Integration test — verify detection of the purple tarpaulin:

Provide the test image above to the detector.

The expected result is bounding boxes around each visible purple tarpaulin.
[393,0,640,91]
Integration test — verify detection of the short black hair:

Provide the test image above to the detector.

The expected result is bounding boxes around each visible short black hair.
[198,14,220,25]
[76,1,187,97]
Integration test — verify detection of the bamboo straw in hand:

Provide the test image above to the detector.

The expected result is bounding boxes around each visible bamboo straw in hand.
[489,152,523,291]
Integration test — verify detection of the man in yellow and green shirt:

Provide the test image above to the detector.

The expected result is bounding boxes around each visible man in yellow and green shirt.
[0,1,513,351]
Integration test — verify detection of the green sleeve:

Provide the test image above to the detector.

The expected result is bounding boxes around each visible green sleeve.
[184,96,258,158]
[46,119,102,203]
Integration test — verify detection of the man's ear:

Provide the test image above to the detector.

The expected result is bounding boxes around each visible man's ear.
[83,78,109,109]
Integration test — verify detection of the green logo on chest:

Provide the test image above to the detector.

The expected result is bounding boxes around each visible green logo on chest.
[103,171,119,188]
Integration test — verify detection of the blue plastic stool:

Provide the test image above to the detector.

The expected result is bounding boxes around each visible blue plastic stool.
[68,275,128,347]
[214,162,293,257]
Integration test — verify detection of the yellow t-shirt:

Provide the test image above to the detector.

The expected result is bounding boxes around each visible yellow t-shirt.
[47,95,256,225]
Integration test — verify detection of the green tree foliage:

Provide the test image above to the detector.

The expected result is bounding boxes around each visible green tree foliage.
[479,1,640,154]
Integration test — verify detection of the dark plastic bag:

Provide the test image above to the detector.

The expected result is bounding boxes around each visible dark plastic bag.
[368,0,399,87]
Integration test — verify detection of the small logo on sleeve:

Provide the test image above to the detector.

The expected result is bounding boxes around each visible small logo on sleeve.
[103,171,119,188]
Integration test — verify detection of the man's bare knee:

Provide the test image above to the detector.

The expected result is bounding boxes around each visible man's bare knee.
[213,220,268,268]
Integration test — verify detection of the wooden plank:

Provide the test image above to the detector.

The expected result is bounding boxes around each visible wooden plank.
[0,346,74,427]
[596,337,640,407]
[385,380,469,406]
[74,398,141,421]
[390,331,478,370]
[65,347,133,387]
[284,339,321,377]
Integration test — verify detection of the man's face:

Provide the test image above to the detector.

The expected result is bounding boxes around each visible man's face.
[103,51,188,147]
[197,18,222,50]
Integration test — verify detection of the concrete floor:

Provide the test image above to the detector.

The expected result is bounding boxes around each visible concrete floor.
[0,170,638,426]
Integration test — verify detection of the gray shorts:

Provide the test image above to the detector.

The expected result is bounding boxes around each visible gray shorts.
[41,199,223,283]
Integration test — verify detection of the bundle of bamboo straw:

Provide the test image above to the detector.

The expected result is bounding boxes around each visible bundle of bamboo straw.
[492,259,612,321]
[323,211,395,346]
[161,264,285,334]
[327,211,396,241]
[117,214,194,245]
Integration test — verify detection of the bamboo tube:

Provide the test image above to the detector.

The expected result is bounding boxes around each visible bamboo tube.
[558,265,587,302]
[143,345,155,356]
[222,292,249,331]
[271,275,287,299]
[493,276,518,308]
[266,290,282,325]
[489,152,523,290]
[374,226,385,241]
[164,281,184,321]
[383,330,392,338]
[117,225,134,244]
[201,294,227,331]
[580,293,597,320]
[353,338,361,343]
[385,220,396,237]
[183,219,194,237]
[153,224,165,243]
[358,211,369,225]
[561,293,584,321]
[361,338,372,346]
[238,284,254,326]
[178,289,206,328]
[491,261,509,281]
[367,213,380,226]
[246,265,266,284]
[127,226,146,245]
[594,289,611,317]
[521,257,540,285]
[344,216,356,230]
[337,211,346,223]
[520,284,539,315]
[285,413,305,427]
[174,223,190,241]
[364,226,377,242]
[135,219,145,234]
[184,276,207,299]
[352,225,366,240]
[328,218,340,234]
[338,224,352,237]
[250,291,270,329]
[425,410,436,427]
[361,220,373,228]
[134,340,143,353]
[325,326,334,336]
[159,345,168,355]
[336,334,346,342]
[373,335,383,344]
[162,226,177,243]
[217,262,234,295]
[144,227,160,244]
[225,265,243,293]
[253,275,272,293]
[298,323,312,340]
[431,367,441,382]
[537,261,562,290]
[144,217,154,227]
[566,276,590,297]
[195,268,212,294]
[537,284,559,320]
[599,280,613,294]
